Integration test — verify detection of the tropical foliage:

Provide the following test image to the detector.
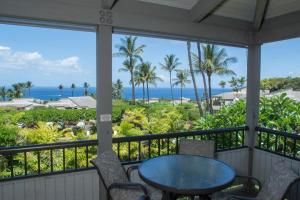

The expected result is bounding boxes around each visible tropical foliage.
[261,77,300,92]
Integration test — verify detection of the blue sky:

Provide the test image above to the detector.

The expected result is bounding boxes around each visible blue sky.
[0,24,299,88]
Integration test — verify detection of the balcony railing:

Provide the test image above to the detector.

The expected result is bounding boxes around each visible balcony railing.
[0,126,247,181]
[256,126,300,161]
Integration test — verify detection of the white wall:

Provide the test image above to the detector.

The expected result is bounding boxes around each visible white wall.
[253,148,300,183]
[0,170,99,200]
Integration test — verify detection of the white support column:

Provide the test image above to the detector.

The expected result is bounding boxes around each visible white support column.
[96,24,113,153]
[246,43,261,176]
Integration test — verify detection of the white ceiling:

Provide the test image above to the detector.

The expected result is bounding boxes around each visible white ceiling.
[139,0,199,10]
[139,0,300,21]
[266,0,300,19]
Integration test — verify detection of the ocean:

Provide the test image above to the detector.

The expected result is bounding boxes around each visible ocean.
[23,87,231,100]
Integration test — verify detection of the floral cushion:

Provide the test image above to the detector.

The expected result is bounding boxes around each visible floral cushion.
[110,188,145,200]
[257,160,298,200]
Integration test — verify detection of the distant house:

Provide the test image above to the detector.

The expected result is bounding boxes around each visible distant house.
[69,96,96,109]
[148,98,159,103]
[0,98,45,110]
[264,89,300,102]
[174,97,191,105]
[0,96,97,110]
[212,88,270,109]
[46,96,96,109]
[45,98,77,109]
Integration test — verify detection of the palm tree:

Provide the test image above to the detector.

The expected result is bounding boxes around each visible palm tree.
[112,79,123,100]
[160,54,181,105]
[114,36,146,61]
[119,58,138,104]
[0,86,6,101]
[114,36,146,104]
[135,63,147,103]
[58,84,64,96]
[83,82,89,96]
[238,76,246,90]
[192,42,210,110]
[12,83,24,98]
[71,83,76,97]
[187,41,203,116]
[173,70,191,105]
[219,81,226,91]
[144,63,162,104]
[6,89,14,99]
[229,77,239,92]
[202,44,237,113]
[26,81,33,97]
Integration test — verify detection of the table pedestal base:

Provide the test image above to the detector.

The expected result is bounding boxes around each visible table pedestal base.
[162,192,211,200]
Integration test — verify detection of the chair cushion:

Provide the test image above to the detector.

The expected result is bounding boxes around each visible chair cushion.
[179,139,215,158]
[91,150,129,187]
[257,160,298,200]
[110,188,145,200]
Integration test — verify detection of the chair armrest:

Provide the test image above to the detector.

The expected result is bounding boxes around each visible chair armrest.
[219,175,261,198]
[108,182,149,198]
[230,196,261,200]
[126,165,139,181]
[235,175,262,191]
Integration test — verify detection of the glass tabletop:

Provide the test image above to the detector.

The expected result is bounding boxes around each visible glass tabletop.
[138,155,236,195]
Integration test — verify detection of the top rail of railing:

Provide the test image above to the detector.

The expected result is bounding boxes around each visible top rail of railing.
[256,126,300,161]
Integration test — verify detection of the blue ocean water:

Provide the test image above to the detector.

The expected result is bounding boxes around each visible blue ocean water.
[23,87,231,100]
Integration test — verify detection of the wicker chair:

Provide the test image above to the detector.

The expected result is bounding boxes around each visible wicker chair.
[179,139,215,158]
[91,150,161,200]
[213,160,300,200]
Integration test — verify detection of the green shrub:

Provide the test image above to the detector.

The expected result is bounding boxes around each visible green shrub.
[0,125,18,147]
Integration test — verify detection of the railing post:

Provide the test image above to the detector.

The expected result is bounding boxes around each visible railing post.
[96,24,113,153]
[246,42,261,176]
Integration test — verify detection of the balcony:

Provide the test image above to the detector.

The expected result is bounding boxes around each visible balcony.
[1,0,300,199]
[1,126,300,199]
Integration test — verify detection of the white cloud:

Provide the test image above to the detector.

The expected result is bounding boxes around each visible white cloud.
[0,45,83,74]
[158,74,169,82]
[0,46,10,51]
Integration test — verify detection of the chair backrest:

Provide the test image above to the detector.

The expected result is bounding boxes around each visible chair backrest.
[91,150,129,190]
[179,139,215,158]
[257,160,299,200]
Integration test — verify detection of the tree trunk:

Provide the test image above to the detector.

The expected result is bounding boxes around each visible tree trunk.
[197,42,209,111]
[187,41,203,116]
[208,75,213,114]
[131,70,135,104]
[180,84,183,105]
[146,82,150,104]
[142,82,145,104]
[170,72,174,106]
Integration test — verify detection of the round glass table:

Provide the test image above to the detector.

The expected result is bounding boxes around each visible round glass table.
[138,155,236,200]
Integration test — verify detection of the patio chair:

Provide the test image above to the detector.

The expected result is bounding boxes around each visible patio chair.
[90,150,161,200]
[212,160,300,200]
[179,139,215,158]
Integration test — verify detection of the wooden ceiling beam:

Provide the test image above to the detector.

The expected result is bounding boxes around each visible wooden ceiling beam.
[253,0,269,30]
[190,0,226,22]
